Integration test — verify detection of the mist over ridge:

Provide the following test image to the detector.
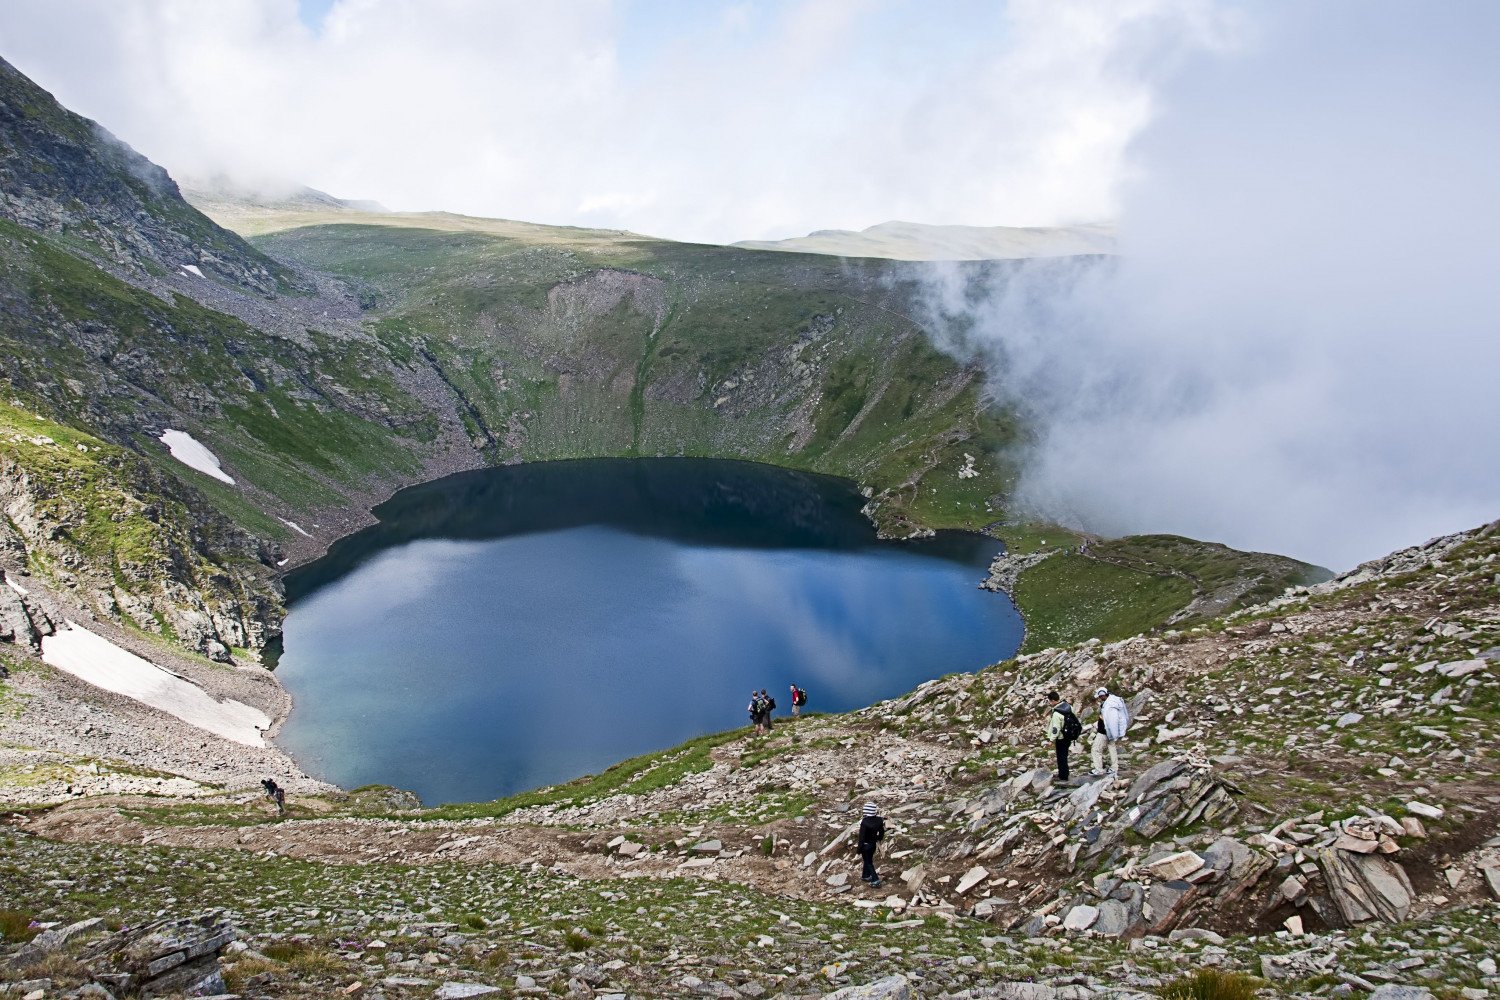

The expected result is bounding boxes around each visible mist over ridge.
[911,3,1500,570]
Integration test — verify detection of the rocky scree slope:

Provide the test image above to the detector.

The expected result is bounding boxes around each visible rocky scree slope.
[2,521,1495,997]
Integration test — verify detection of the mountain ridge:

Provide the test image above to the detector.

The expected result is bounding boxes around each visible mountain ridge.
[0,56,305,296]
[732,220,1117,261]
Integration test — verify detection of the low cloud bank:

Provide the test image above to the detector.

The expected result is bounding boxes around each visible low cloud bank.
[912,4,1500,570]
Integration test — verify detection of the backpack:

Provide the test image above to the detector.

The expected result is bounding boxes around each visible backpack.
[1057,706,1083,743]
[766,697,776,711]
[794,688,807,707]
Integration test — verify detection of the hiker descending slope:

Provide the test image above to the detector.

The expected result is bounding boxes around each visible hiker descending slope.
[858,801,885,887]
[1091,686,1132,776]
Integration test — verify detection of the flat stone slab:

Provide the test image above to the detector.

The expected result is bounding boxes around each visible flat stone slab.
[955,866,989,895]
[435,985,504,999]
[1436,658,1487,678]
[1145,850,1205,881]
[823,975,911,1000]
[1062,904,1099,931]
[1368,987,1433,1000]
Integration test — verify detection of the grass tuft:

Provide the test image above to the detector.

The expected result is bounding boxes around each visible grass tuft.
[0,909,39,942]
[1158,969,1263,1000]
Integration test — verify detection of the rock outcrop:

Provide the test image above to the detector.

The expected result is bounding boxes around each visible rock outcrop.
[0,420,284,658]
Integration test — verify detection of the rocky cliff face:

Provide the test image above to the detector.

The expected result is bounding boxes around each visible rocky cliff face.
[0,403,283,659]
[0,56,303,295]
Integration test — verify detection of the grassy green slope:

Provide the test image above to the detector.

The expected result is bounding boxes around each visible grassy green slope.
[0,219,434,517]
[1014,533,1332,652]
[255,222,1019,532]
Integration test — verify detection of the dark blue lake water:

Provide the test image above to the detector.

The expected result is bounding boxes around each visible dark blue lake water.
[275,459,1022,805]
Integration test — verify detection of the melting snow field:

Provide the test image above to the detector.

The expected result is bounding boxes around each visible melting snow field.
[278,517,312,538]
[181,263,204,278]
[41,622,269,746]
[159,429,235,484]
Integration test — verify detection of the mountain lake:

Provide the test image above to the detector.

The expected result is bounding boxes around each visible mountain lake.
[275,458,1024,805]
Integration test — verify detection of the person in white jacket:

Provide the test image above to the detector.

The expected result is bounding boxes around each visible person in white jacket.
[1091,687,1131,775]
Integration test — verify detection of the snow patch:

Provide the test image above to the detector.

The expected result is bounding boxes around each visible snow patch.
[278,517,312,538]
[159,429,235,484]
[41,622,269,746]
[181,263,204,278]
[4,574,29,597]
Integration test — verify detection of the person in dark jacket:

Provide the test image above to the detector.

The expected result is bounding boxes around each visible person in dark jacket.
[1045,690,1076,782]
[857,801,885,887]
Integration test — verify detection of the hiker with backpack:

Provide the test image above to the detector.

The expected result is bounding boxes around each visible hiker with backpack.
[760,689,776,730]
[748,691,766,733]
[262,777,286,815]
[789,684,807,718]
[857,801,886,887]
[1045,691,1083,782]
[1091,687,1131,776]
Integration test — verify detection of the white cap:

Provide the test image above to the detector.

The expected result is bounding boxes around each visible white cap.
[1095,687,1109,699]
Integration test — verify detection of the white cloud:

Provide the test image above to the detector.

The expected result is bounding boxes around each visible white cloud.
[0,0,1223,243]
[911,3,1500,569]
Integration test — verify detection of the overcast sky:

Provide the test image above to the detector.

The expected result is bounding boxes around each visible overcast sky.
[2,0,1497,568]
[0,0,1232,243]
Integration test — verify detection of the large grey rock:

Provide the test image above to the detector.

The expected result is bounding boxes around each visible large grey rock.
[435,985,504,999]
[823,974,910,1000]
[1062,776,1109,822]
[1368,987,1433,1000]
[1124,760,1185,803]
[1144,880,1195,933]
[1482,866,1500,900]
[969,984,1075,1000]
[1318,849,1415,924]
[72,912,234,998]
[1120,761,1238,838]
[0,578,55,652]
[1062,904,1099,931]
[1200,836,1256,880]
[1092,898,1133,937]
[1435,658,1487,678]
[10,917,105,966]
